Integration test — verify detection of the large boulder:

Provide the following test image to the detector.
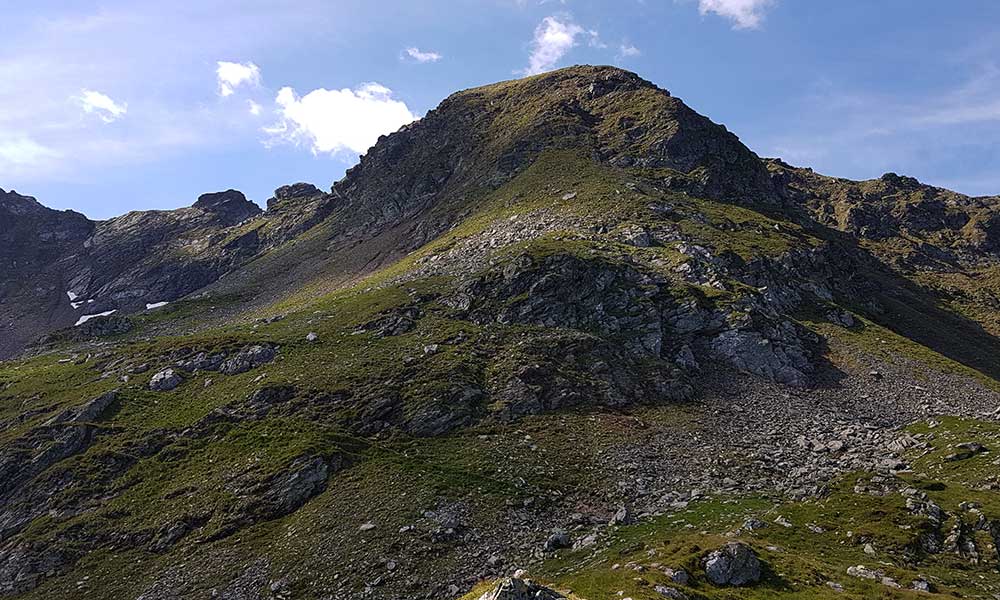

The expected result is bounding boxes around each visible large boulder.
[703,542,762,586]
[219,345,277,375]
[149,368,182,391]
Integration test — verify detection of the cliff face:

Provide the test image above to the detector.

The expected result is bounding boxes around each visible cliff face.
[0,185,336,358]
[1,190,94,356]
[1,66,1000,600]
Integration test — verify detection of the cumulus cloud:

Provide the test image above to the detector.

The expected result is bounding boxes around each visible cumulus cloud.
[264,83,416,155]
[76,89,127,123]
[524,16,584,76]
[248,100,263,116]
[698,0,774,29]
[216,61,261,97]
[403,47,442,63]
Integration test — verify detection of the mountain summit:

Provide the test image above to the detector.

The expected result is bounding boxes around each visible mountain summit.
[1,66,1000,599]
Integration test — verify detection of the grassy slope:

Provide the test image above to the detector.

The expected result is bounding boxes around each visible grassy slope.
[467,417,1000,600]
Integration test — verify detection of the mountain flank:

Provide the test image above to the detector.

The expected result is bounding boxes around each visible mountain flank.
[1,65,1000,599]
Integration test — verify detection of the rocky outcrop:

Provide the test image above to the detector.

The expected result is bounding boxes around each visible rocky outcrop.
[218,345,277,375]
[0,391,117,502]
[149,368,182,391]
[703,542,762,586]
[711,327,813,387]
[477,577,565,600]
[191,190,262,226]
[266,183,322,210]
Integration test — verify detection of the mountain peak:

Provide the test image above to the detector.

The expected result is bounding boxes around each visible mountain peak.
[521,64,663,95]
[337,63,773,216]
[267,182,322,210]
[192,189,262,224]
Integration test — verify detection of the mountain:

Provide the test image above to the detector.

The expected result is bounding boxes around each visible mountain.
[1,65,1000,600]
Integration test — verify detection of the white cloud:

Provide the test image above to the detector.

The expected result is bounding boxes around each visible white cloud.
[698,0,774,30]
[524,16,584,76]
[264,83,416,155]
[404,47,442,63]
[0,137,62,171]
[586,30,606,49]
[76,89,127,123]
[618,43,641,59]
[216,60,261,97]
[248,100,263,116]
[0,4,348,192]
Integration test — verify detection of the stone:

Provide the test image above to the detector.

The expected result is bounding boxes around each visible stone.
[703,542,761,586]
[610,504,636,526]
[149,368,182,391]
[219,345,277,375]
[846,565,899,588]
[359,522,376,531]
[544,531,571,551]
[826,310,855,328]
[305,332,318,342]
[653,585,688,599]
[663,568,690,585]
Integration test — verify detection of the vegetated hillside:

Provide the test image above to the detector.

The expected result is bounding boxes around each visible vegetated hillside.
[1,66,999,600]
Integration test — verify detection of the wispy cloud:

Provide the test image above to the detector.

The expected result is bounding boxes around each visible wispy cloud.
[216,61,261,97]
[758,60,1000,195]
[0,137,62,173]
[524,16,585,75]
[617,42,641,60]
[264,83,416,156]
[697,0,775,30]
[403,47,442,63]
[76,89,128,122]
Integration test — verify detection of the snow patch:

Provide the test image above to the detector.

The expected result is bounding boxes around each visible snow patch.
[75,310,117,326]
[66,291,78,301]
[71,301,85,309]
[145,301,169,310]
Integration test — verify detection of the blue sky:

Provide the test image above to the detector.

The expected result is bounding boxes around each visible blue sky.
[2,1,999,218]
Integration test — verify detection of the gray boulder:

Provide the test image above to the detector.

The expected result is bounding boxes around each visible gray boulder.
[149,368,182,391]
[219,345,277,375]
[654,585,689,599]
[544,530,571,551]
[704,542,762,586]
[609,504,635,526]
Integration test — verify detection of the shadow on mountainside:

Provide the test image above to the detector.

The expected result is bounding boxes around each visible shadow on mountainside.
[798,217,1000,384]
